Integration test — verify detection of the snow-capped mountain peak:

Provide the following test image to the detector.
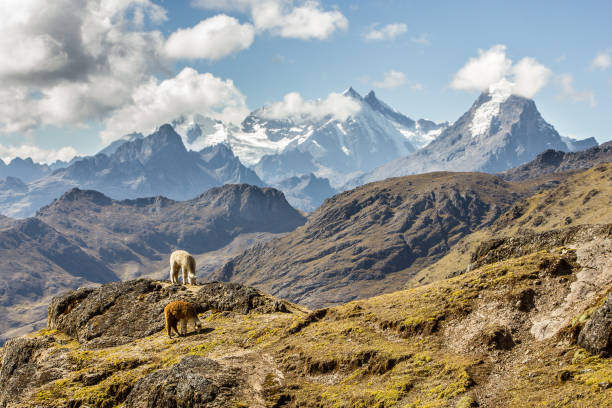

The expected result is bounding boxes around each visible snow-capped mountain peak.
[352,91,598,187]
[163,89,446,187]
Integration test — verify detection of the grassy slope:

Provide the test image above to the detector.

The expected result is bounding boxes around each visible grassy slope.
[6,243,611,408]
[410,163,612,288]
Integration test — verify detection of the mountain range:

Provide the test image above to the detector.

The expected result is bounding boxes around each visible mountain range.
[0,88,600,217]
[170,88,447,187]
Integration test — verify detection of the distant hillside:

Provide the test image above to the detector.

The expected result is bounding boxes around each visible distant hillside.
[500,141,612,181]
[213,172,527,307]
[274,173,338,212]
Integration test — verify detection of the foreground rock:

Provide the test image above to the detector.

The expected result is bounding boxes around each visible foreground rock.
[578,293,612,356]
[124,356,238,408]
[47,279,292,348]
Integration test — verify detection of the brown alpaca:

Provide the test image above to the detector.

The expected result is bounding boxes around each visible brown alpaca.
[170,249,196,285]
[164,300,202,338]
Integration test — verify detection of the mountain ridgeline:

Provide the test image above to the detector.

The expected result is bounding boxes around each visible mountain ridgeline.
[0,125,263,218]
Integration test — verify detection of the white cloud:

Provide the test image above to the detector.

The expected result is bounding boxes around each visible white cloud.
[100,68,249,143]
[0,144,78,164]
[451,44,551,98]
[591,49,611,71]
[164,15,254,60]
[193,0,348,40]
[259,92,361,123]
[451,45,512,92]
[373,70,406,89]
[510,57,552,98]
[364,23,407,41]
[556,74,596,107]
[0,0,257,142]
[0,0,167,133]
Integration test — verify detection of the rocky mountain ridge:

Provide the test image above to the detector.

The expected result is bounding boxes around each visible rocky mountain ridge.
[0,125,263,218]
[213,172,528,307]
[500,140,612,181]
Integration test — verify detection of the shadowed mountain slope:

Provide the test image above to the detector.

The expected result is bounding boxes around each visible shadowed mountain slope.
[500,141,612,181]
[213,172,527,307]
[36,184,306,280]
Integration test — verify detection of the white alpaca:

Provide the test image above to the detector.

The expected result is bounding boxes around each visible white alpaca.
[170,250,197,285]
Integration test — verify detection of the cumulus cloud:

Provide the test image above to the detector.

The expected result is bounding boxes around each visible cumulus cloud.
[364,23,407,41]
[556,73,597,107]
[100,68,249,143]
[591,49,611,71]
[193,0,348,40]
[164,15,254,60]
[373,70,407,89]
[258,92,361,123]
[0,0,167,133]
[0,0,255,142]
[451,44,551,98]
[0,144,78,164]
[510,57,552,98]
[451,45,512,92]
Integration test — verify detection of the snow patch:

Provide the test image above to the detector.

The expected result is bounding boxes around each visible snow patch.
[469,79,512,137]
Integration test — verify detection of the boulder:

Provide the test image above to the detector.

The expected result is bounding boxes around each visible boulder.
[578,294,612,356]
[0,337,56,406]
[123,356,237,408]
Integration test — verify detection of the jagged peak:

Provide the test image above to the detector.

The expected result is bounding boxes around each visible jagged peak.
[55,188,113,206]
[342,86,362,100]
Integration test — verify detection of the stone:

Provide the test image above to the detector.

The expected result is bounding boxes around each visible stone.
[123,356,236,408]
[578,294,612,356]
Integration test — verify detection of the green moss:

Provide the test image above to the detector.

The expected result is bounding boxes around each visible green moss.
[455,395,477,408]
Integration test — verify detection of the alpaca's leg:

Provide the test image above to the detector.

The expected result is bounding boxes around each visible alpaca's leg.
[171,262,179,284]
[182,266,189,285]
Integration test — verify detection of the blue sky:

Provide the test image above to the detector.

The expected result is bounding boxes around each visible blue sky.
[0,0,610,162]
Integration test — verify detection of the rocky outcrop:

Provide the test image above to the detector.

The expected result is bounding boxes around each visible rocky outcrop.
[47,279,292,348]
[578,293,612,356]
[469,224,612,270]
[0,337,56,406]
